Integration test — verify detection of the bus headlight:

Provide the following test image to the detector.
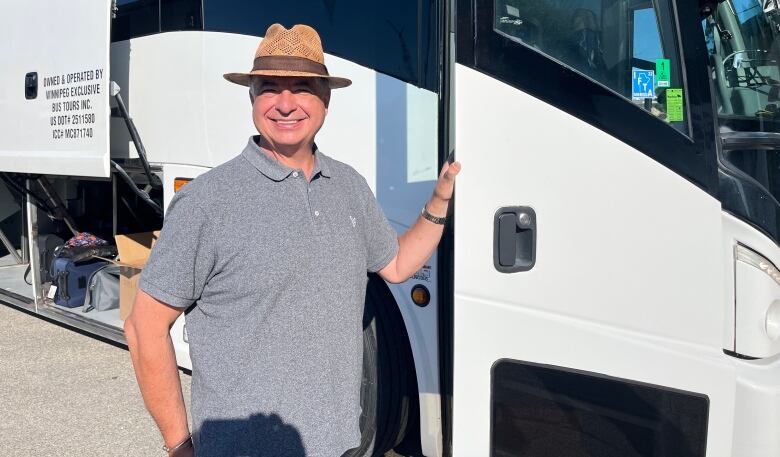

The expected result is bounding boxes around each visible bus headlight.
[766,301,780,341]
[734,245,780,358]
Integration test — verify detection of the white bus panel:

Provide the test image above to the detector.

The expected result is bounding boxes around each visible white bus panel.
[0,0,111,177]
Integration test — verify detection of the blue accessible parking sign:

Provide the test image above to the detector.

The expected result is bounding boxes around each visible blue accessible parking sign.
[632,69,655,99]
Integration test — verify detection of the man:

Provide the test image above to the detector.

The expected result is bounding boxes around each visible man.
[124,23,460,457]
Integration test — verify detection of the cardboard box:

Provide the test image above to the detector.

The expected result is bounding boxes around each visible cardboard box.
[113,231,159,320]
[118,265,142,321]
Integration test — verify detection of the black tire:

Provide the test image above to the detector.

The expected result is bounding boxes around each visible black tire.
[348,274,420,457]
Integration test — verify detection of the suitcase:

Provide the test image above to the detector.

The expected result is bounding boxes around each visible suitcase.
[40,234,65,282]
[24,234,64,286]
[24,234,65,285]
[50,257,108,308]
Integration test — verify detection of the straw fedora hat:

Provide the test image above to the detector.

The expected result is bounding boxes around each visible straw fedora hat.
[223,23,352,89]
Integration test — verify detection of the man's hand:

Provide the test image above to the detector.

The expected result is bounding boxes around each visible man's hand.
[427,159,462,217]
[379,158,461,284]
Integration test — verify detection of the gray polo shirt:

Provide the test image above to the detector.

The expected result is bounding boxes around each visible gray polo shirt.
[139,136,399,456]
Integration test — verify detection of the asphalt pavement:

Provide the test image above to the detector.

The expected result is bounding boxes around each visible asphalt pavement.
[0,303,192,456]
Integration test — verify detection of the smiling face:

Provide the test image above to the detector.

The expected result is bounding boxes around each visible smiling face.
[250,76,331,155]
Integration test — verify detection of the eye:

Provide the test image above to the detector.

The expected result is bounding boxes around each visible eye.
[293,86,314,94]
[251,82,279,95]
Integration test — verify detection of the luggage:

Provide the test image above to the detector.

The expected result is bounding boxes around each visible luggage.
[24,234,65,285]
[39,234,64,281]
[53,244,117,264]
[49,257,108,308]
[82,264,121,313]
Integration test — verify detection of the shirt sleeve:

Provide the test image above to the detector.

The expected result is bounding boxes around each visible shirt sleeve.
[357,176,399,273]
[138,187,216,308]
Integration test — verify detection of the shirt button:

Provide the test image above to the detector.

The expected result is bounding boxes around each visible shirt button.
[314,211,320,217]
[292,171,299,178]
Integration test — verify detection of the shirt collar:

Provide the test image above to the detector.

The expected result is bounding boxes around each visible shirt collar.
[312,146,332,179]
[241,136,331,181]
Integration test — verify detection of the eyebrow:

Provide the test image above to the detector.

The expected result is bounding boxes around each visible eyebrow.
[256,81,280,89]
[256,80,314,90]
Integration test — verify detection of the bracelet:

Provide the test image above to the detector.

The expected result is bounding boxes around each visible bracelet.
[163,434,192,454]
[421,205,447,225]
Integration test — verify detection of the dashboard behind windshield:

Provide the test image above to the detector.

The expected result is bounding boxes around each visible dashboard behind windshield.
[705,0,780,131]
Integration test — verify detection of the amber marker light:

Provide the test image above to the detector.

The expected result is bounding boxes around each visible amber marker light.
[174,177,193,193]
[411,284,430,307]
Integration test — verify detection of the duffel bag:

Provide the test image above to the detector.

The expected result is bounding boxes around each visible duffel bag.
[82,264,121,313]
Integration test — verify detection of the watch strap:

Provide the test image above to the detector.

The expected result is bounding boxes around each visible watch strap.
[163,434,193,455]
[421,205,447,225]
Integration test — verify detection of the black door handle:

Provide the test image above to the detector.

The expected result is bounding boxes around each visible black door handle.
[25,72,38,100]
[493,206,536,273]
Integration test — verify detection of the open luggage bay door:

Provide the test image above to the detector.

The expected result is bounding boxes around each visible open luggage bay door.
[0,0,111,177]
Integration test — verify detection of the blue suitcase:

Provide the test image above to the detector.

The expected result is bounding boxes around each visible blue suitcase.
[49,257,109,308]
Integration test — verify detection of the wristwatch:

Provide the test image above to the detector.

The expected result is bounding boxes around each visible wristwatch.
[163,434,193,455]
[421,205,447,225]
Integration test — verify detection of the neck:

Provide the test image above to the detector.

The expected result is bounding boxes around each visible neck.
[257,136,316,179]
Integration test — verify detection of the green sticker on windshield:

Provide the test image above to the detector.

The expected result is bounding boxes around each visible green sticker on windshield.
[656,59,670,88]
[666,88,683,122]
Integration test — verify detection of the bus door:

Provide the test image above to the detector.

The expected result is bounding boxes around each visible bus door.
[451,0,735,454]
[0,0,112,177]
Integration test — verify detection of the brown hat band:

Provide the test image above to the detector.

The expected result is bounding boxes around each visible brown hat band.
[252,55,329,76]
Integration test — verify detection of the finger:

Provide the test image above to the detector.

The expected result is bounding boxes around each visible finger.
[449,161,461,175]
[443,161,461,180]
[439,161,450,178]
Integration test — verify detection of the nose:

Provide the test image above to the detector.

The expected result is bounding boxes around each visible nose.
[274,89,297,115]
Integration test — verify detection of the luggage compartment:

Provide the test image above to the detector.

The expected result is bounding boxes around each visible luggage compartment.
[0,165,163,335]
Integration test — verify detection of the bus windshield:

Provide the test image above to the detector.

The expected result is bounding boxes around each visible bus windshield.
[705,0,780,132]
[705,1,780,244]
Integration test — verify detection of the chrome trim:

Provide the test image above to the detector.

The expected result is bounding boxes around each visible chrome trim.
[25,179,42,310]
[0,289,126,345]
[0,287,35,311]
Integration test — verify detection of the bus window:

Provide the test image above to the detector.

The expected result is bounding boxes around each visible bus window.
[705,0,780,132]
[112,0,160,42]
[705,1,780,242]
[203,0,438,91]
[494,0,687,135]
[161,0,203,32]
[723,148,780,200]
[491,360,709,457]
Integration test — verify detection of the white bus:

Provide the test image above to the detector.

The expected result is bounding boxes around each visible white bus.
[0,0,778,455]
